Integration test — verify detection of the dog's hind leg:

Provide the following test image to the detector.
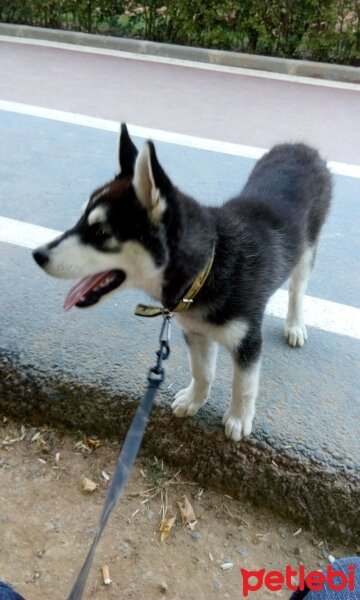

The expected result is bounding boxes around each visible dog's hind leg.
[172,332,218,418]
[285,245,316,347]
[222,330,262,442]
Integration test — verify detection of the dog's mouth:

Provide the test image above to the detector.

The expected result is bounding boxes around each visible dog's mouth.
[64,270,126,310]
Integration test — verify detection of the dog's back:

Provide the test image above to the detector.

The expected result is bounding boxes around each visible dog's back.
[214,144,332,304]
[239,143,331,245]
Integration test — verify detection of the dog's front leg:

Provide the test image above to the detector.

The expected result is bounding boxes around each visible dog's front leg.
[222,331,262,442]
[172,331,218,418]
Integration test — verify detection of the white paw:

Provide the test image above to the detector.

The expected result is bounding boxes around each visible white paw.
[222,410,253,442]
[171,383,205,418]
[284,321,307,347]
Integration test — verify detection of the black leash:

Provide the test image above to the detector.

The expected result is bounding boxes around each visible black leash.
[66,313,172,600]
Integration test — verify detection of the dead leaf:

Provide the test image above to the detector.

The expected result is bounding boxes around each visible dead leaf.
[159,515,176,542]
[87,437,102,449]
[74,441,91,453]
[2,437,20,446]
[101,470,110,481]
[177,495,197,529]
[80,475,98,493]
[221,562,234,570]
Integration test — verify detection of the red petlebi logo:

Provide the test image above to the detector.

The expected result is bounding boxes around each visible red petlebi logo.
[240,564,356,597]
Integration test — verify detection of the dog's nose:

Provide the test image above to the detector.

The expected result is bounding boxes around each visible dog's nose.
[33,247,49,268]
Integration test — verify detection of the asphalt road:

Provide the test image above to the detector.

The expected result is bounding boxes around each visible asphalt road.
[0,34,359,540]
[0,37,359,164]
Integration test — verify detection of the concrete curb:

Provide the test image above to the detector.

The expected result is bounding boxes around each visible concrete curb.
[0,23,359,84]
[1,352,359,545]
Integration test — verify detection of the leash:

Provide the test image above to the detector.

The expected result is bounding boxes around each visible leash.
[66,313,172,600]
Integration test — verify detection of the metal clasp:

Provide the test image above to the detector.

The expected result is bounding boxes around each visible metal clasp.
[148,313,172,386]
[159,312,172,360]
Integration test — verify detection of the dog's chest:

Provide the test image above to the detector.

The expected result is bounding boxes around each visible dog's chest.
[176,313,248,351]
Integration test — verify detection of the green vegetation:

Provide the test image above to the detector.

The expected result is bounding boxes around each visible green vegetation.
[0,0,359,65]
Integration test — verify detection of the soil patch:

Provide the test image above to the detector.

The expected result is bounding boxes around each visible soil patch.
[0,419,356,600]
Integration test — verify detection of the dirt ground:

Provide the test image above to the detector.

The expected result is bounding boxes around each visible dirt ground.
[0,419,356,600]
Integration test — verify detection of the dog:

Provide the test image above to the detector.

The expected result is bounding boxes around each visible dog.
[33,124,331,441]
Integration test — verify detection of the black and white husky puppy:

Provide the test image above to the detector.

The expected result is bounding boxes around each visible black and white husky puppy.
[33,125,331,441]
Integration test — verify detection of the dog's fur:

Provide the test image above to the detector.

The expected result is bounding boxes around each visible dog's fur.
[33,125,331,441]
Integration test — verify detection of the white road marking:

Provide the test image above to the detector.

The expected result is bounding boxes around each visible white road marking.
[1,100,360,179]
[1,215,359,340]
[1,35,359,92]
[267,291,360,341]
[0,216,61,248]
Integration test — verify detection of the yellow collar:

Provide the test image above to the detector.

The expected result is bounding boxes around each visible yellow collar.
[134,246,215,318]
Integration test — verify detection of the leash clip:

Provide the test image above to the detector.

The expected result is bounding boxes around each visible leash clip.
[160,311,172,342]
[159,312,172,360]
[148,313,172,385]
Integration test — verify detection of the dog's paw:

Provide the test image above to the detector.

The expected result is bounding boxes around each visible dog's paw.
[222,411,253,442]
[284,321,307,347]
[171,384,205,418]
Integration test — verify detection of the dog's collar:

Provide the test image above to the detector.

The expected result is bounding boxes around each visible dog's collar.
[134,246,215,318]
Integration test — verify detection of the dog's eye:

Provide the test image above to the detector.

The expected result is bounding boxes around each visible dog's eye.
[91,223,111,239]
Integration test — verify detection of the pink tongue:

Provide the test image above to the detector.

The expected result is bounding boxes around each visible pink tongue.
[64,271,114,311]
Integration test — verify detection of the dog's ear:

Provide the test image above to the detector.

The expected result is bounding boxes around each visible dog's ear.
[118,123,138,177]
[133,141,172,221]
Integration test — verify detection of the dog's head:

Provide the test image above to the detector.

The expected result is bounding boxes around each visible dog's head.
[33,124,173,310]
